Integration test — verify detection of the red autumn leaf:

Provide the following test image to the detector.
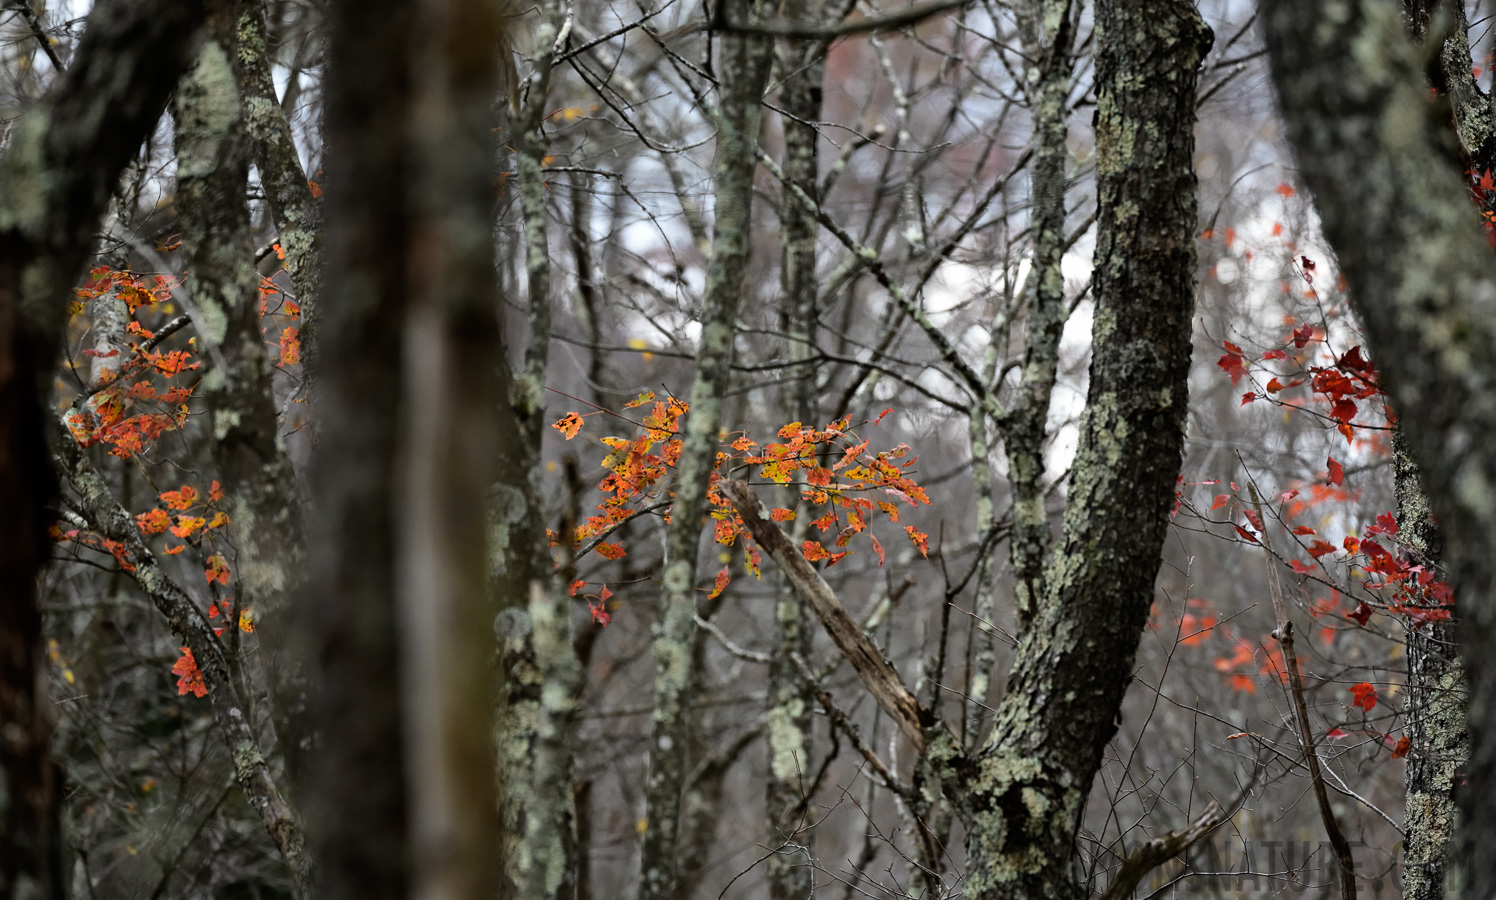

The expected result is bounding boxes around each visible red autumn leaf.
[1292,324,1315,349]
[801,540,830,562]
[588,601,611,627]
[1306,539,1338,558]
[1291,525,1316,535]
[1262,348,1287,361]
[1210,494,1230,511]
[1276,182,1296,197]
[1217,342,1248,386]
[707,566,730,600]
[1266,378,1284,393]
[1289,559,1316,574]
[594,542,626,560]
[873,408,893,425]
[568,579,585,597]
[1229,674,1256,694]
[1243,509,1264,532]
[1233,525,1258,544]
[1349,681,1377,711]
[1240,392,1257,405]
[1482,170,1495,192]
[1348,601,1373,626]
[171,647,208,698]
[1391,735,1411,759]
[1327,456,1344,487]
[1326,727,1348,739]
[553,411,584,440]
[871,535,885,566]
[770,507,796,522]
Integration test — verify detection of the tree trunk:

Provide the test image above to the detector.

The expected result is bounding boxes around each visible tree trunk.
[636,11,775,898]
[0,3,208,897]
[956,2,1210,896]
[1257,2,1496,894]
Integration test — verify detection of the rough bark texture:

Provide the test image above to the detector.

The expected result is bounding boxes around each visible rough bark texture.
[636,14,774,899]
[304,1,414,898]
[1394,426,1467,900]
[957,3,1210,896]
[0,3,207,897]
[232,0,323,370]
[1256,2,1496,895]
[766,7,823,894]
[172,17,312,784]
[1006,0,1072,628]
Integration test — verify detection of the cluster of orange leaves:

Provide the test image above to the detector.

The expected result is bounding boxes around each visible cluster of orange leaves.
[552,393,931,624]
[55,260,302,699]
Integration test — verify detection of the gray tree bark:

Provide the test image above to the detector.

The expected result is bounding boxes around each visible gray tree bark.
[0,3,208,897]
[1257,0,1496,895]
[955,2,1210,896]
[636,11,775,899]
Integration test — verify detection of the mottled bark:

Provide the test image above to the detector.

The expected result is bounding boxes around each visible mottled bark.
[232,0,323,370]
[304,0,414,897]
[1256,2,1496,895]
[636,14,774,899]
[766,5,823,895]
[1394,426,1467,900]
[1006,0,1073,628]
[958,3,1210,897]
[0,3,207,897]
[503,7,584,895]
[172,19,312,783]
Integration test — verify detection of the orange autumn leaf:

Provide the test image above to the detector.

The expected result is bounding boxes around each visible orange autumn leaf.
[594,542,626,561]
[205,554,231,585]
[770,507,796,522]
[553,411,584,439]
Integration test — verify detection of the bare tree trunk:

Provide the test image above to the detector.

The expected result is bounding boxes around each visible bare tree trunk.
[1394,427,1468,900]
[172,11,313,785]
[765,4,825,895]
[305,1,414,898]
[637,11,774,898]
[957,2,1210,896]
[0,3,208,897]
[1256,2,1496,894]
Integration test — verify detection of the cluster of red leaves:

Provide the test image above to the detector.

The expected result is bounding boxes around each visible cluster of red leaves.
[172,647,208,698]
[1219,328,1381,442]
[552,396,932,622]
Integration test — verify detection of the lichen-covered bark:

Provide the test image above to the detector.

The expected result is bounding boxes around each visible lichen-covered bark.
[636,13,774,899]
[304,1,414,897]
[765,6,823,896]
[0,4,207,897]
[172,20,312,783]
[1006,0,1073,628]
[1393,427,1468,900]
[1256,3,1496,895]
[957,3,1210,897]
[232,0,322,370]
